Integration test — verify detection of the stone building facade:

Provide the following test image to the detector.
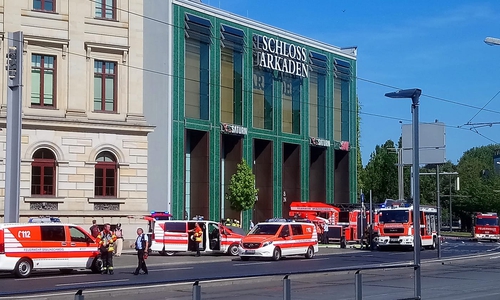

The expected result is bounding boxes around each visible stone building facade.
[0,0,152,227]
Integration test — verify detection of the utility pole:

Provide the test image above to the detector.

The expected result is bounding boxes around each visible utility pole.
[449,175,452,232]
[398,148,404,200]
[4,31,23,223]
[436,165,441,259]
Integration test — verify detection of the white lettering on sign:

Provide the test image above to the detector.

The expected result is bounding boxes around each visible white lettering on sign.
[310,137,330,147]
[18,230,31,239]
[221,123,248,135]
[253,34,310,78]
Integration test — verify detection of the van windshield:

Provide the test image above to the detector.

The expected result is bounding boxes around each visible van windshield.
[248,224,281,235]
[477,218,499,226]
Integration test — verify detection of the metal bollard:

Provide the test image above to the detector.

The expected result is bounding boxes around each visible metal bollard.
[74,289,84,300]
[192,280,201,300]
[283,275,291,300]
[355,272,362,300]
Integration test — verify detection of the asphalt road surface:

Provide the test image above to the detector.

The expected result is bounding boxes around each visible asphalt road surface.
[0,239,498,298]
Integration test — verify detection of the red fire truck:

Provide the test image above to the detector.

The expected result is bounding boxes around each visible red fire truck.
[375,203,437,250]
[472,212,500,242]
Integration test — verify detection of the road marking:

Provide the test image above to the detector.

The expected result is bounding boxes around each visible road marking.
[298,257,329,262]
[489,256,500,259]
[149,267,193,272]
[56,279,129,287]
[15,274,89,281]
[234,262,272,266]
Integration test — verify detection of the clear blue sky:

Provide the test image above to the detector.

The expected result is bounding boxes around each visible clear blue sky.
[209,0,500,166]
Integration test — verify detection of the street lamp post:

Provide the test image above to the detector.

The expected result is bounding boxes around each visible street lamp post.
[385,88,422,299]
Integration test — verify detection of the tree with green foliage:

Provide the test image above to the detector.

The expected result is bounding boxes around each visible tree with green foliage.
[362,140,398,202]
[455,145,500,229]
[227,159,259,212]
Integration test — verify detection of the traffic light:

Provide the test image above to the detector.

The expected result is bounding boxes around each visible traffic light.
[5,46,17,80]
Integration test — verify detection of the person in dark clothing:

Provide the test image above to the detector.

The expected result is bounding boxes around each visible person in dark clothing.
[133,228,148,275]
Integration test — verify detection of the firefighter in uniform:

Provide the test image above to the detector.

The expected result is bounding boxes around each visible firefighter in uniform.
[189,222,203,257]
[96,223,117,274]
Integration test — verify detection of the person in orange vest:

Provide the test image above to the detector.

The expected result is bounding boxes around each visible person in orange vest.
[96,223,117,274]
[189,222,203,257]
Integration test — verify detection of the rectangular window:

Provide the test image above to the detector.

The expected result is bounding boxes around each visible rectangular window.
[95,0,116,19]
[282,75,301,134]
[220,24,244,125]
[31,54,56,107]
[334,59,351,141]
[41,226,65,242]
[220,48,243,125]
[31,164,55,196]
[165,222,187,233]
[94,60,117,112]
[185,14,211,121]
[33,0,55,12]
[185,39,210,120]
[309,52,328,139]
[253,68,273,130]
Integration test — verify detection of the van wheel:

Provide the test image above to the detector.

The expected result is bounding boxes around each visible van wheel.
[60,269,74,275]
[272,247,281,261]
[228,244,239,256]
[165,251,175,256]
[240,256,250,261]
[305,246,315,259]
[429,237,437,250]
[91,257,103,273]
[14,258,32,278]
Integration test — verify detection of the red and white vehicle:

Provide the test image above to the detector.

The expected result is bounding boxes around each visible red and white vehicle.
[0,223,101,278]
[375,205,438,249]
[472,212,500,241]
[150,220,244,256]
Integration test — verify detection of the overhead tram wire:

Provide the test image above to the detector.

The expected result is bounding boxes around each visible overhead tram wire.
[90,0,500,116]
[4,41,498,144]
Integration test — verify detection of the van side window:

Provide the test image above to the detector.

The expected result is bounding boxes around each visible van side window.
[291,224,303,236]
[41,226,65,241]
[165,222,186,233]
[69,227,89,242]
[279,225,290,237]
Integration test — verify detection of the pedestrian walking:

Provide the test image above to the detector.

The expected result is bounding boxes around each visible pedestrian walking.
[189,222,203,257]
[114,223,124,257]
[96,223,117,275]
[133,228,148,275]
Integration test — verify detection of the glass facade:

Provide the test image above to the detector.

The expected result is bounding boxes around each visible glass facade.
[171,6,357,225]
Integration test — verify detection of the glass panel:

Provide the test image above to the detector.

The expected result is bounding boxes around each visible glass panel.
[95,0,103,17]
[105,168,115,196]
[45,0,54,11]
[105,0,114,19]
[31,69,41,105]
[44,70,54,106]
[31,166,41,195]
[70,227,88,242]
[95,168,104,196]
[33,148,55,159]
[233,51,243,125]
[94,61,103,73]
[334,78,342,141]
[309,73,318,137]
[94,76,102,110]
[199,42,210,120]
[317,74,326,139]
[282,78,293,134]
[43,166,54,195]
[220,48,234,123]
[33,0,42,10]
[105,76,115,111]
[185,39,201,119]
[252,68,273,130]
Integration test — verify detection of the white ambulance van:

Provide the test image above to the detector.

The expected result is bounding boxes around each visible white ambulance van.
[238,219,319,261]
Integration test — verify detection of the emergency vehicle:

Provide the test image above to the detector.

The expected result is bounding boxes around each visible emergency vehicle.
[0,223,102,278]
[238,219,318,261]
[150,220,244,256]
[375,203,438,249]
[472,212,500,242]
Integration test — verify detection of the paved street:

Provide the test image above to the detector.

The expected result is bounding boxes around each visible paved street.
[0,238,498,298]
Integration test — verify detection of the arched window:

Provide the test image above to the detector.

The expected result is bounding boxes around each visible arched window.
[31,148,56,196]
[95,151,117,197]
